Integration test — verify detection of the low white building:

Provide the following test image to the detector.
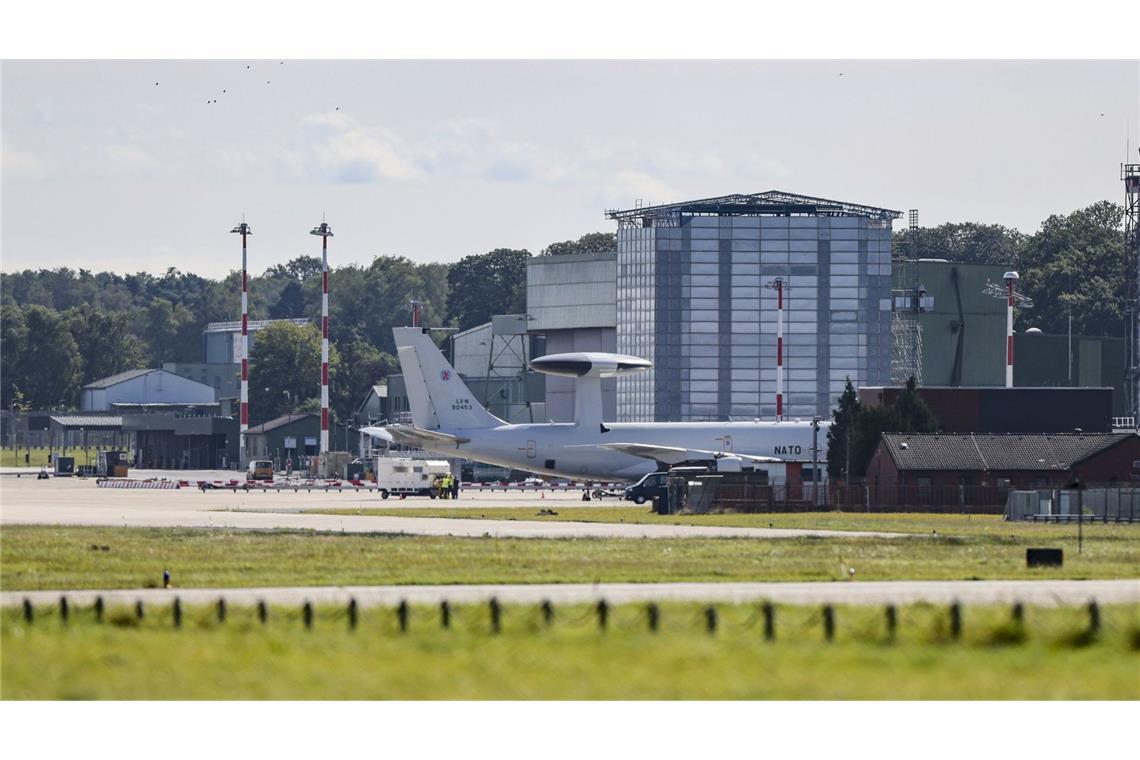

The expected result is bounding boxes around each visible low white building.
[81,369,216,412]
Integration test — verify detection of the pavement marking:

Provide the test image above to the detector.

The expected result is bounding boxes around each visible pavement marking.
[5,579,1137,608]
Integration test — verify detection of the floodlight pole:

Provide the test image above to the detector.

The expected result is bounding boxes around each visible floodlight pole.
[983,272,1031,389]
[230,221,252,469]
[310,221,334,455]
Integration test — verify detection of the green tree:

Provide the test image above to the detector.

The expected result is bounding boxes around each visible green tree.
[248,321,340,426]
[332,338,397,423]
[446,248,529,331]
[828,376,939,480]
[1,304,28,408]
[65,305,146,386]
[138,298,199,364]
[15,305,82,409]
[892,222,1024,267]
[826,378,860,480]
[1017,201,1126,337]
[892,376,939,434]
[541,232,616,256]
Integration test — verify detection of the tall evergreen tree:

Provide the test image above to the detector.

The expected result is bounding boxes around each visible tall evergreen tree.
[827,378,860,479]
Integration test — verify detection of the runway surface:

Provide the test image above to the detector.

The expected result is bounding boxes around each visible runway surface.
[0,475,906,539]
[4,579,1137,608]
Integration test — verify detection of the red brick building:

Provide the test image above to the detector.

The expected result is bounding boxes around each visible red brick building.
[864,432,1140,511]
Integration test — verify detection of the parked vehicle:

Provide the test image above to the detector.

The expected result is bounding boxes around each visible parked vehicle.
[373,458,452,499]
[623,471,668,505]
[247,459,274,481]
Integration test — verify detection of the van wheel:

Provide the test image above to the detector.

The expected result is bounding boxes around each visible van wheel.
[429,492,437,500]
[380,490,389,499]
[633,495,646,505]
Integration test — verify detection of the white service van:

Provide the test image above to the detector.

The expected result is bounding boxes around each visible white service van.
[373,458,452,499]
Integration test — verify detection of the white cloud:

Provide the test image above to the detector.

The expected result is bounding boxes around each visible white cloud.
[100,143,157,168]
[298,112,424,183]
[603,170,677,207]
[2,145,50,179]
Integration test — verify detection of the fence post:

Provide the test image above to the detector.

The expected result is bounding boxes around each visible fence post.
[135,600,145,621]
[949,602,962,641]
[823,605,835,642]
[216,598,226,624]
[173,597,182,628]
[647,603,659,632]
[596,600,609,631]
[540,600,554,628]
[1087,600,1100,636]
[762,602,775,641]
[489,597,501,634]
[60,596,69,624]
[440,600,451,629]
[21,597,32,624]
[705,606,717,635]
[257,600,268,625]
[302,601,313,629]
[94,596,104,624]
[885,604,897,642]
[348,598,358,630]
[1011,602,1024,628]
[397,600,409,633]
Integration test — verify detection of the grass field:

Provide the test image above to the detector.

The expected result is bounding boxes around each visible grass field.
[0,447,100,468]
[3,524,1139,590]
[307,506,1140,536]
[3,601,1137,699]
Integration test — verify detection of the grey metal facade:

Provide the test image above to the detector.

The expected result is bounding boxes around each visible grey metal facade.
[612,193,898,422]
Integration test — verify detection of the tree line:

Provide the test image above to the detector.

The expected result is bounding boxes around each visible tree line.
[0,232,614,423]
[891,200,1128,338]
[1,197,1127,429]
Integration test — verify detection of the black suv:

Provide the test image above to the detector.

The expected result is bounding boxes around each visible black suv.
[624,471,668,505]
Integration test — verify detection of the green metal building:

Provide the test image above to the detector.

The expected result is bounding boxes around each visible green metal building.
[896,260,1128,415]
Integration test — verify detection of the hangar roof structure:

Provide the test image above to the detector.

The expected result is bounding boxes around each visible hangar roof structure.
[605,190,903,225]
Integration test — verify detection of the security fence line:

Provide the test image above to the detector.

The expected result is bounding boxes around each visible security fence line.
[10,595,1127,648]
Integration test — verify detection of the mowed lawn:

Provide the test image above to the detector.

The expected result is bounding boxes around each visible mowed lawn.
[3,602,1137,699]
[1,522,1138,590]
[307,505,1140,537]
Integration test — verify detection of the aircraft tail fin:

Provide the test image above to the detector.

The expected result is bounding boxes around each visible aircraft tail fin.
[393,326,502,431]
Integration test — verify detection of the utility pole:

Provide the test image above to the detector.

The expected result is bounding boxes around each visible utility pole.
[811,416,821,506]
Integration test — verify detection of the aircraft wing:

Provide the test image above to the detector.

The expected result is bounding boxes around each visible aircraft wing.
[361,425,470,449]
[579,442,781,465]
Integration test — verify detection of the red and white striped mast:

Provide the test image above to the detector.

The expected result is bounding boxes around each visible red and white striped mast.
[310,220,334,453]
[229,220,252,468]
[1004,271,1018,388]
[984,271,1032,389]
[766,277,786,420]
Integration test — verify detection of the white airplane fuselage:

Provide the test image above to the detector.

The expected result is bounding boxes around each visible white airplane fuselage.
[381,326,827,483]
[415,420,821,482]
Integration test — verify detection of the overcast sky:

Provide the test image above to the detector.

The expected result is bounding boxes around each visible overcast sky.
[2,60,1137,279]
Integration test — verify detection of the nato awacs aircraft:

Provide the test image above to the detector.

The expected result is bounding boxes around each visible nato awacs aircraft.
[363,326,827,483]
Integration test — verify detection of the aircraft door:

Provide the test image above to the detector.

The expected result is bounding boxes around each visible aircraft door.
[526,440,536,459]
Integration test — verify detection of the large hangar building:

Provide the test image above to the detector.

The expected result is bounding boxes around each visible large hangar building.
[606,191,901,422]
